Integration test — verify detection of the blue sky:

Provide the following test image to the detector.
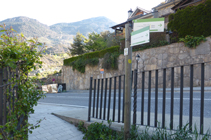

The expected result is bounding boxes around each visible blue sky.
[1,0,164,26]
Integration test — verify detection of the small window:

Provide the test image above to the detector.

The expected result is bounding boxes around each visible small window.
[165,16,169,23]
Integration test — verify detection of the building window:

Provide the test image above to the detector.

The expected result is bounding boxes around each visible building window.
[165,16,169,23]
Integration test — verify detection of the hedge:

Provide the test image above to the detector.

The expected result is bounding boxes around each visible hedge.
[64,46,120,66]
[168,0,211,38]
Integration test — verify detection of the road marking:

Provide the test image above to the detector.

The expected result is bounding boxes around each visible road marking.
[138,98,211,100]
[38,102,88,108]
[43,96,211,101]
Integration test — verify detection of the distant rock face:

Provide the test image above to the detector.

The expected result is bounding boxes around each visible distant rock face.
[0,16,116,54]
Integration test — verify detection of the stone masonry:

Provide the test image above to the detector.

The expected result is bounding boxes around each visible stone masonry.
[62,37,211,90]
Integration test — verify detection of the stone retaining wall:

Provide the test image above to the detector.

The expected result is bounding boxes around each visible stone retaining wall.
[62,37,211,90]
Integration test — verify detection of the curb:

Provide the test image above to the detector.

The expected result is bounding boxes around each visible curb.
[52,113,124,132]
[51,113,91,129]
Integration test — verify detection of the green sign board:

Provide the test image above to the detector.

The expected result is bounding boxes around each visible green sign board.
[133,18,164,32]
[131,26,150,47]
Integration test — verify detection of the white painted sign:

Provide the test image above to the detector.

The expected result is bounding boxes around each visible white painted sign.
[131,26,150,47]
[133,18,164,32]
[124,48,128,56]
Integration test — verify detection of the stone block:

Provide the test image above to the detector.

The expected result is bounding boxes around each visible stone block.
[150,65,157,70]
[168,56,176,62]
[158,54,163,60]
[150,57,157,64]
[163,53,168,59]
[195,41,210,55]
[178,53,188,60]
[169,47,180,54]
[145,65,151,70]
[167,63,174,67]
[157,60,162,68]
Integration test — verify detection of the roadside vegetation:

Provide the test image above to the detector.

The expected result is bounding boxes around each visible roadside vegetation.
[76,121,210,140]
[64,46,120,73]
[0,24,45,139]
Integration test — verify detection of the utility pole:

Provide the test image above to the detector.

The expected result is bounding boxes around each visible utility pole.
[124,9,133,140]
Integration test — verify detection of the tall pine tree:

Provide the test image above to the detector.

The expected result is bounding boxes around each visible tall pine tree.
[69,32,86,56]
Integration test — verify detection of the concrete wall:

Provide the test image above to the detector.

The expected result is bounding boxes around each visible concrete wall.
[62,37,211,90]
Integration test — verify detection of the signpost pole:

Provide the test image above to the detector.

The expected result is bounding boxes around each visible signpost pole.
[124,21,132,140]
[123,15,164,140]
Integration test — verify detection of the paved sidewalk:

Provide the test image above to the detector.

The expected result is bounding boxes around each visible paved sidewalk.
[28,103,84,140]
[53,106,211,135]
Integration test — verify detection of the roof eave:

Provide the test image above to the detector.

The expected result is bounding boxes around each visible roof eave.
[110,21,127,29]
[172,0,202,10]
[110,12,154,29]
[129,7,150,18]
[153,0,181,10]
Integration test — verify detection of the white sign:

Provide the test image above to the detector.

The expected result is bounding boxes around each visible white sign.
[124,48,128,56]
[131,26,150,47]
[133,18,164,32]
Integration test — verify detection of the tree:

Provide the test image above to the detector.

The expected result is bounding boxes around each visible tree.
[102,31,120,48]
[84,32,107,52]
[69,32,86,56]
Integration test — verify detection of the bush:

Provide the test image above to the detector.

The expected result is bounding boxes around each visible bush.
[76,121,210,140]
[64,46,119,66]
[168,0,211,38]
[179,35,207,48]
[63,46,120,73]
[0,24,45,139]
[82,122,121,140]
[102,52,119,70]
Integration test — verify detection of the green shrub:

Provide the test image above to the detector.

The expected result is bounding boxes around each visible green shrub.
[77,121,86,134]
[168,0,211,38]
[63,46,120,73]
[102,52,119,70]
[64,46,119,66]
[130,123,210,140]
[83,122,118,140]
[76,121,210,140]
[0,25,45,139]
[179,35,207,48]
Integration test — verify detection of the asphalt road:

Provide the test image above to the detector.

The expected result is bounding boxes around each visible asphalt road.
[38,90,211,118]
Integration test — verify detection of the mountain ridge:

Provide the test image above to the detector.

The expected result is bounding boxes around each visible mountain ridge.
[50,16,116,36]
[0,16,116,54]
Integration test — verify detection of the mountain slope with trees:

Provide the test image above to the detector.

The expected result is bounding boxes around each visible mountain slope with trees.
[50,16,116,36]
[0,16,116,54]
[0,16,116,77]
